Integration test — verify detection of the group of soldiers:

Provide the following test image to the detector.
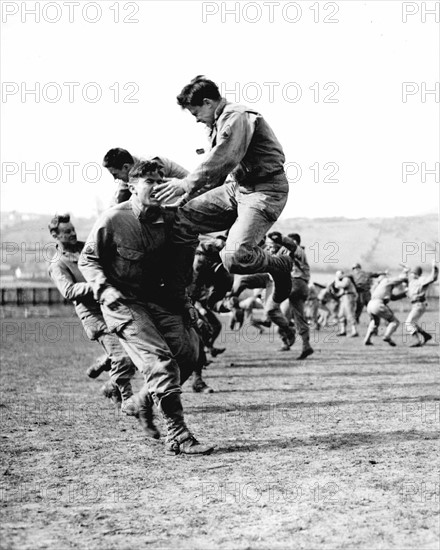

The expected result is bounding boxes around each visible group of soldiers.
[302,263,438,347]
[195,239,438,353]
[47,76,438,457]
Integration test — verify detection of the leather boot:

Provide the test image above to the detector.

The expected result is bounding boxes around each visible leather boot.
[87,355,111,378]
[337,321,346,336]
[279,325,296,348]
[419,329,432,345]
[101,380,122,407]
[160,393,214,455]
[409,334,423,348]
[122,388,161,440]
[192,372,214,394]
[297,335,314,360]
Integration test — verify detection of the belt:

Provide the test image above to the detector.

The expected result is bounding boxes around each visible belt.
[239,168,285,184]
[411,298,426,304]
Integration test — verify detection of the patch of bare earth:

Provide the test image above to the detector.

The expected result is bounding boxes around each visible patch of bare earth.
[1,311,439,549]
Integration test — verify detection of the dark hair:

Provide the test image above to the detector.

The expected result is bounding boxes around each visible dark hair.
[128,160,164,180]
[288,233,301,245]
[48,213,70,235]
[103,148,134,169]
[177,76,221,108]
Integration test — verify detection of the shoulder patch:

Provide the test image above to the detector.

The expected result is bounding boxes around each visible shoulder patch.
[84,243,96,255]
[220,124,232,140]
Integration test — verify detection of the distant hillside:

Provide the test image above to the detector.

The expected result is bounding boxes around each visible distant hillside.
[1,212,438,276]
[273,214,438,272]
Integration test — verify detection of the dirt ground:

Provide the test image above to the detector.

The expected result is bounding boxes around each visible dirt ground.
[0,309,439,550]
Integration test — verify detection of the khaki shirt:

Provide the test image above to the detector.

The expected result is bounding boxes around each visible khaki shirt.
[180,99,286,196]
[371,276,407,302]
[48,242,107,338]
[79,199,175,303]
[407,266,438,302]
[334,276,358,298]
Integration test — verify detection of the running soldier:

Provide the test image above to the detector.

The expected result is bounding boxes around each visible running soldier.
[305,282,320,329]
[317,284,339,328]
[48,214,136,406]
[272,232,314,359]
[154,76,294,317]
[351,263,386,322]
[79,160,214,455]
[191,236,232,360]
[404,261,438,347]
[334,270,359,337]
[229,233,296,349]
[364,272,408,346]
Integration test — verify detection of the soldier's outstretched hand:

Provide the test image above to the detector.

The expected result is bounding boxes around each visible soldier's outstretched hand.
[155,179,186,205]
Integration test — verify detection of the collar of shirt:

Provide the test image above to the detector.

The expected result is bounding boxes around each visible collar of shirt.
[214,98,228,124]
[129,197,164,224]
[209,98,228,143]
[57,242,83,263]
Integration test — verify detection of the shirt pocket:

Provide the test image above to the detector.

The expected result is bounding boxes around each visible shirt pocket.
[115,245,144,280]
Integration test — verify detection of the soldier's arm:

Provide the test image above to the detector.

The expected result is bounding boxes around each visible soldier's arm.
[48,263,93,302]
[418,264,439,292]
[180,111,255,197]
[153,156,189,180]
[267,232,298,255]
[79,218,118,302]
[390,290,407,301]
[281,235,298,254]
[114,180,131,204]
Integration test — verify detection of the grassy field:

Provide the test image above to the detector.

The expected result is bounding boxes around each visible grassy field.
[0,309,439,550]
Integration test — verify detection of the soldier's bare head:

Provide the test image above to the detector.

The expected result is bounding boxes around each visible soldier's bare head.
[103,148,134,182]
[49,213,77,248]
[177,76,222,127]
[128,161,164,208]
[288,233,301,245]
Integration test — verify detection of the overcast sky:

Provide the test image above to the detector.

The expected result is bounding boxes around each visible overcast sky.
[1,0,439,219]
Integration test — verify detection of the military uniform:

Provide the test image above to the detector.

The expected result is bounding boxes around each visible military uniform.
[364,275,407,346]
[79,200,208,447]
[405,264,438,345]
[352,267,384,322]
[48,242,135,400]
[167,98,292,309]
[334,273,358,337]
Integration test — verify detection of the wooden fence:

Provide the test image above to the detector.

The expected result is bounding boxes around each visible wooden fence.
[1,287,68,306]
